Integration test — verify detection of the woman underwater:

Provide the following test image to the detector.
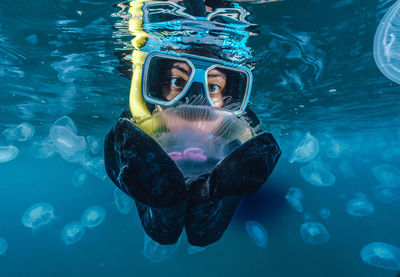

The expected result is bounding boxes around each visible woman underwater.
[104,0,281,246]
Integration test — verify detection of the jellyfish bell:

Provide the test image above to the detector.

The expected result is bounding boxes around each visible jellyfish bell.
[136,105,256,177]
[374,0,400,84]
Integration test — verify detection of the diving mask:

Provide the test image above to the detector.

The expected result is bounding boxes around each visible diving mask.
[142,51,253,115]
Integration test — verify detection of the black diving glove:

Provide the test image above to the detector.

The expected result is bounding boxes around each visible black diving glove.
[207,132,281,200]
[104,118,187,209]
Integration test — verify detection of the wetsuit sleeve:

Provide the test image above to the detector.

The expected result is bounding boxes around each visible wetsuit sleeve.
[104,108,188,244]
[208,132,281,200]
[104,109,187,208]
[185,117,281,246]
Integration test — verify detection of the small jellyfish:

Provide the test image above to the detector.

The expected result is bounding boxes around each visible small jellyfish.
[0,146,19,163]
[300,222,330,245]
[371,164,400,187]
[52,116,77,134]
[300,160,336,187]
[25,34,38,45]
[21,202,55,230]
[374,0,400,85]
[72,168,88,188]
[80,205,106,228]
[372,185,400,203]
[346,197,375,217]
[61,221,85,245]
[86,136,103,156]
[382,147,400,162]
[30,136,55,159]
[187,245,206,255]
[113,188,134,215]
[84,156,107,180]
[285,187,304,212]
[361,242,400,270]
[325,139,341,158]
[289,132,319,163]
[303,212,315,222]
[338,160,355,177]
[143,233,179,262]
[49,126,87,155]
[354,192,367,200]
[245,220,268,248]
[319,208,331,219]
[60,150,89,165]
[0,237,8,255]
[2,123,35,142]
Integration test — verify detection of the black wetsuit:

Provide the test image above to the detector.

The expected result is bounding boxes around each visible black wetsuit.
[104,108,281,246]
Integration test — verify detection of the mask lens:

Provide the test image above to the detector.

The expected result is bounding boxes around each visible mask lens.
[146,56,193,104]
[207,67,249,112]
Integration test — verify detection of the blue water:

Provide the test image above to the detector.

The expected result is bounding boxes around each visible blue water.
[1,0,400,276]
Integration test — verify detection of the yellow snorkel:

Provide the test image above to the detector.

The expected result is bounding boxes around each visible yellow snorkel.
[127,0,165,135]
[128,0,149,122]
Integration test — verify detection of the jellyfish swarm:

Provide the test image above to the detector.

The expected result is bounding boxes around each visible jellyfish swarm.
[374,0,400,85]
[21,202,55,230]
[136,105,255,177]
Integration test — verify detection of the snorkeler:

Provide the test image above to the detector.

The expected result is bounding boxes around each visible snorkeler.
[104,0,281,246]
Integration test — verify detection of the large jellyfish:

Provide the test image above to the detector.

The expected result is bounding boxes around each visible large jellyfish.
[52,115,77,134]
[372,184,400,203]
[371,164,400,187]
[136,105,256,177]
[21,202,55,230]
[374,0,400,85]
[49,126,87,157]
[300,160,336,187]
[0,146,19,163]
[289,132,319,163]
[361,242,400,270]
[2,122,35,142]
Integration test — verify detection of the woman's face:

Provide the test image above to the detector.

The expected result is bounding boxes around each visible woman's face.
[161,61,227,108]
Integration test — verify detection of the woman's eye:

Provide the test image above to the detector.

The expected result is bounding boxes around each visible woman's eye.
[170,77,185,88]
[209,84,221,94]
